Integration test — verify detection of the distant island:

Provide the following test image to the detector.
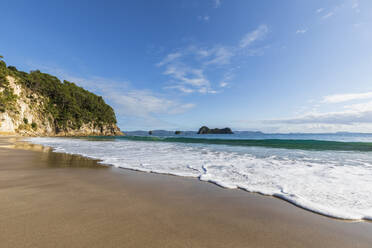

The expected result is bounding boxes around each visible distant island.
[0,57,121,136]
[197,126,233,134]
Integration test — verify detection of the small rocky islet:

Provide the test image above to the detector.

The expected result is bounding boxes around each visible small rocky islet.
[197,126,233,134]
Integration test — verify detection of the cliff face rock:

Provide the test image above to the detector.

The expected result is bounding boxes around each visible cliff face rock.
[0,62,122,136]
[52,122,121,137]
[197,126,233,134]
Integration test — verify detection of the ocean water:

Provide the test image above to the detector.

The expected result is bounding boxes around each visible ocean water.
[27,132,372,221]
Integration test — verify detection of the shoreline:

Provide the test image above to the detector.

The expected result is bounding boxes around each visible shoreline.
[1,137,372,247]
[25,136,372,222]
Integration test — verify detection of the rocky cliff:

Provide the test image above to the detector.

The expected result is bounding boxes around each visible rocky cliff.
[0,59,121,136]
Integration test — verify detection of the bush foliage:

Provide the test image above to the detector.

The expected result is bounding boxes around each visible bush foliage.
[0,57,117,129]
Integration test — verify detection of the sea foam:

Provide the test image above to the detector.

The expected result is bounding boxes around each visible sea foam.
[27,137,372,221]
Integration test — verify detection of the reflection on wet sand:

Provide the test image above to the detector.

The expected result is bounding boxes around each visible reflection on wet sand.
[2,139,108,169]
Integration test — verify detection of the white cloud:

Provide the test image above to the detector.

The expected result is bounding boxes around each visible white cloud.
[157,48,220,94]
[296,29,307,34]
[323,92,372,103]
[270,123,372,134]
[164,85,195,94]
[76,79,195,117]
[164,66,208,87]
[316,1,360,24]
[163,64,216,94]
[204,46,234,65]
[267,109,372,125]
[239,25,269,48]
[158,50,228,94]
[322,12,334,19]
[157,24,268,94]
[345,101,372,112]
[198,15,210,22]
[156,52,182,67]
[219,82,228,87]
[196,49,210,57]
[265,92,372,129]
[108,90,195,116]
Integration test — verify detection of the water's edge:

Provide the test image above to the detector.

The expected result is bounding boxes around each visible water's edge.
[23,137,372,223]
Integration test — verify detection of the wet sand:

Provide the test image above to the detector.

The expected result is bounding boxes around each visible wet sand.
[1,137,372,248]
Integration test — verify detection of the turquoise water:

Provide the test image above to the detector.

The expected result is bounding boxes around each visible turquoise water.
[117,135,372,152]
[94,132,372,152]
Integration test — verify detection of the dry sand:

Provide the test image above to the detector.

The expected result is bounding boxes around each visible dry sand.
[0,137,371,248]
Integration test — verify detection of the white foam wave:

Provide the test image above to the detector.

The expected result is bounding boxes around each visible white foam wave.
[27,137,372,221]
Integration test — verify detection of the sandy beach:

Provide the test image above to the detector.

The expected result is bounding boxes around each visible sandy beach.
[1,137,372,248]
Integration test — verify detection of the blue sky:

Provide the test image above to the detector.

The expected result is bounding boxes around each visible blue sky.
[1,0,372,132]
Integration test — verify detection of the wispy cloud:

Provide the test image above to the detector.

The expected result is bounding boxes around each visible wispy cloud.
[323,92,372,103]
[239,25,269,48]
[318,0,359,21]
[164,85,195,94]
[157,50,217,94]
[296,29,307,34]
[157,24,269,95]
[108,90,195,116]
[156,52,182,67]
[345,101,372,112]
[265,90,372,130]
[198,15,210,22]
[163,64,215,94]
[322,12,334,19]
[266,108,372,125]
[216,91,372,133]
[219,81,228,88]
[214,0,221,8]
[69,76,195,117]
[203,46,234,65]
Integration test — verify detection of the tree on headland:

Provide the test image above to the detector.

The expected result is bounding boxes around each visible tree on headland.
[0,58,117,129]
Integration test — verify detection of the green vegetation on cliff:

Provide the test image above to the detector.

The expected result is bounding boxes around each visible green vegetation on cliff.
[0,57,117,130]
[0,59,17,113]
